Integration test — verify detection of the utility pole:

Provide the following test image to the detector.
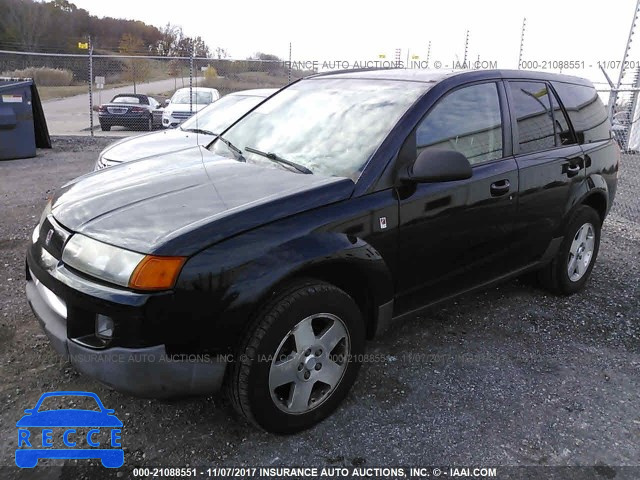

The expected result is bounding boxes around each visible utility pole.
[88,35,94,137]
[608,0,640,119]
[518,17,526,69]
[463,30,469,66]
[288,42,292,83]
[189,41,194,114]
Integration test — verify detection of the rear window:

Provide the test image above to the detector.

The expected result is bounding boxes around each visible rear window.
[112,96,142,104]
[551,82,610,143]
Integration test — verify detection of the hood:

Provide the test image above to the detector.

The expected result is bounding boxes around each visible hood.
[101,129,213,164]
[52,147,354,256]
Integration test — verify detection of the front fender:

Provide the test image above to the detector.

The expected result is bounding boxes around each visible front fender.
[163,230,393,352]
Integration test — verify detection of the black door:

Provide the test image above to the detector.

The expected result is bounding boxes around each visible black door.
[394,81,519,314]
[506,80,585,265]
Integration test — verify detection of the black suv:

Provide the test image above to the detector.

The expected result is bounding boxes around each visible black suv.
[27,69,618,433]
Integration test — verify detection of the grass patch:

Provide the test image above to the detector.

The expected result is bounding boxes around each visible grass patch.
[38,85,90,101]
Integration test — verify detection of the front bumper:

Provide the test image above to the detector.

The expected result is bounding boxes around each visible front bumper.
[26,240,227,397]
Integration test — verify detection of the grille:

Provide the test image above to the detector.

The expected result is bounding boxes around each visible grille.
[172,111,194,119]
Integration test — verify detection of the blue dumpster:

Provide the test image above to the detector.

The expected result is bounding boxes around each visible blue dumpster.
[0,78,51,160]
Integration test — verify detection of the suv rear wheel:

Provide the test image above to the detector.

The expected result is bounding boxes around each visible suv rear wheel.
[538,206,601,295]
[226,279,364,433]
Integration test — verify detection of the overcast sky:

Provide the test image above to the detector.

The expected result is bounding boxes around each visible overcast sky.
[71,0,637,85]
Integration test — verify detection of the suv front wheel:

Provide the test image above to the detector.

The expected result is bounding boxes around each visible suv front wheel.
[226,279,364,433]
[538,205,602,295]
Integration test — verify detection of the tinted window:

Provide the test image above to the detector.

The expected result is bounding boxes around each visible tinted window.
[552,82,610,143]
[416,82,503,164]
[509,81,555,154]
[549,88,576,146]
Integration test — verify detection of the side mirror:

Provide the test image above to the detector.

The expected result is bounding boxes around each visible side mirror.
[164,99,171,106]
[399,149,472,183]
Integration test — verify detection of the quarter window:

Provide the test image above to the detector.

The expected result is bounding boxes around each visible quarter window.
[415,82,503,165]
[551,82,610,143]
[509,81,556,154]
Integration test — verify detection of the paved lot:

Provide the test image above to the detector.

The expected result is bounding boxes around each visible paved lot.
[0,138,638,478]
[42,78,201,136]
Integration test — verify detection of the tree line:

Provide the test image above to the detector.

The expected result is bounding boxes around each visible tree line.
[0,0,218,57]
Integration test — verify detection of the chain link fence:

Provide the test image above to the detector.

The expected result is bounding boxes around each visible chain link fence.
[0,48,639,225]
[0,49,310,135]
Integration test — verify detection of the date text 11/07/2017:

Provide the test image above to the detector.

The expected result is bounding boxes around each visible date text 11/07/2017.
[131,466,499,478]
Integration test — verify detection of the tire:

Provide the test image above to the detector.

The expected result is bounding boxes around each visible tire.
[226,279,365,434]
[538,206,601,295]
[100,122,111,131]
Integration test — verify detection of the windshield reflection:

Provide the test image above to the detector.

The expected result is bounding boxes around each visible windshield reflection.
[209,78,427,180]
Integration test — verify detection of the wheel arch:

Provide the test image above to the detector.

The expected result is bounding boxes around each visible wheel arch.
[580,189,608,224]
[267,258,395,340]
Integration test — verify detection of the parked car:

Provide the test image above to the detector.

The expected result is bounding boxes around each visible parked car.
[27,69,618,434]
[162,87,220,128]
[98,94,161,131]
[95,89,276,170]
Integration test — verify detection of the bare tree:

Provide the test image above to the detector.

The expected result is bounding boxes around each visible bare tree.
[119,34,151,93]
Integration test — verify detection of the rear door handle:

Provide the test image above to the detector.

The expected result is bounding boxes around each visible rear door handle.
[490,179,510,197]
[566,164,581,178]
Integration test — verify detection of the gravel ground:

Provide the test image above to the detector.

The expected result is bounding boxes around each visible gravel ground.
[0,137,638,479]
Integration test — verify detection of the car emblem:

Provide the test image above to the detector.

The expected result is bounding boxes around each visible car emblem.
[379,217,387,229]
[45,229,54,246]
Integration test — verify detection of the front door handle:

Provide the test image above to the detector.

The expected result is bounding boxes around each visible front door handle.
[490,179,510,197]
[566,164,581,178]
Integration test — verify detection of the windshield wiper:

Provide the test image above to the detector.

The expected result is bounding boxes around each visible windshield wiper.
[182,128,246,162]
[244,146,312,174]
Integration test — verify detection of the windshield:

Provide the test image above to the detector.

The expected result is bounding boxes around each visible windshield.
[209,78,427,179]
[181,94,265,132]
[171,90,213,105]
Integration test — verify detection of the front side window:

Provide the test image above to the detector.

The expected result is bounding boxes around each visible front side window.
[415,82,503,165]
[509,81,556,154]
[209,78,428,180]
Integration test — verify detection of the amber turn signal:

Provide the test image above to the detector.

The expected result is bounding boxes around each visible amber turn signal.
[128,255,186,290]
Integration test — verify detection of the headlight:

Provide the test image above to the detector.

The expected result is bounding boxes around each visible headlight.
[32,199,52,244]
[61,234,186,290]
[62,234,145,287]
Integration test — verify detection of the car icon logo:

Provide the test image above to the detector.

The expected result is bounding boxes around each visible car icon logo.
[15,391,124,468]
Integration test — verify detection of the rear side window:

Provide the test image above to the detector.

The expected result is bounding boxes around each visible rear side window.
[549,88,576,146]
[508,81,556,154]
[551,82,611,143]
[415,82,503,165]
